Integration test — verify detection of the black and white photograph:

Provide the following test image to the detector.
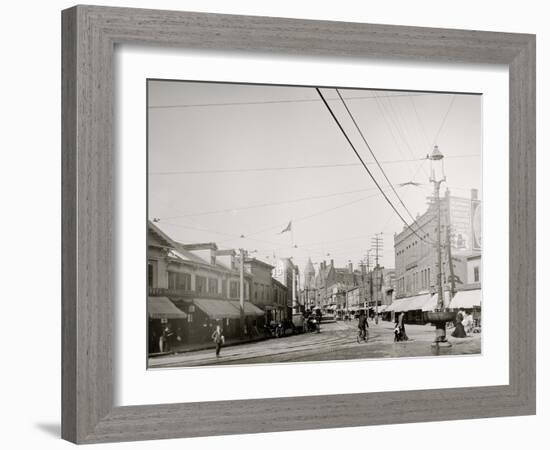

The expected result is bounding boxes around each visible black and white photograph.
[147,80,482,368]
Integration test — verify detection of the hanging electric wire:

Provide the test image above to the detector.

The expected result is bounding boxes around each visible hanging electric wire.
[245,191,381,238]
[408,95,431,152]
[155,185,382,220]
[316,87,433,246]
[148,92,433,110]
[371,92,416,179]
[159,220,284,248]
[335,88,431,240]
[432,94,456,145]
[148,155,467,176]
[386,94,427,165]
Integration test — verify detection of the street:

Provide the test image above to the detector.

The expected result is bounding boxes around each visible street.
[149,320,481,368]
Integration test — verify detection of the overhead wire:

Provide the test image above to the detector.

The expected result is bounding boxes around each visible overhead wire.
[159,220,284,248]
[245,191,381,239]
[316,87,434,246]
[148,92,434,110]
[148,155,474,176]
[336,88,429,234]
[335,89,434,244]
[433,94,457,145]
[155,186,382,220]
[371,92,416,179]
[381,92,430,177]
[409,95,431,152]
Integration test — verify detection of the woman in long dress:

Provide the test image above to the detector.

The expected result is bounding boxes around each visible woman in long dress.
[398,312,408,341]
[451,311,467,338]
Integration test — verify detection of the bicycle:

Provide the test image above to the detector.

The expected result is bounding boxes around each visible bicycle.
[356,327,369,343]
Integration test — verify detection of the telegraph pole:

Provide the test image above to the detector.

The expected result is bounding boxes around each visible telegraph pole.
[446,224,457,298]
[370,233,383,268]
[292,265,297,314]
[239,248,246,336]
[365,248,372,317]
[359,259,366,312]
[369,267,374,320]
[370,233,383,323]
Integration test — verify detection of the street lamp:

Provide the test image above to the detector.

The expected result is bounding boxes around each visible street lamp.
[430,145,446,312]
[426,145,453,348]
[429,144,446,184]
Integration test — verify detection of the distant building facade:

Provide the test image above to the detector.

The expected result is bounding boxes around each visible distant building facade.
[245,257,289,322]
[394,188,482,300]
[312,260,358,308]
[272,257,299,316]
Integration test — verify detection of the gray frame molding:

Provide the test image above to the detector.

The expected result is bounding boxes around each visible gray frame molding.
[62,5,536,444]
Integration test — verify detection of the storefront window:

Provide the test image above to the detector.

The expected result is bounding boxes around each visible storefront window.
[168,271,191,290]
[229,280,240,298]
[196,275,207,293]
[207,277,218,294]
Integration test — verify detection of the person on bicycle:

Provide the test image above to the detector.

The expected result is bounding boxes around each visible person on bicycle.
[358,310,369,340]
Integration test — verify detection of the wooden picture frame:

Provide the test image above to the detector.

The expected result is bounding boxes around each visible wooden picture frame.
[61,5,536,444]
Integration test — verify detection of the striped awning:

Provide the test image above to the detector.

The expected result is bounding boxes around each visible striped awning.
[148,297,188,320]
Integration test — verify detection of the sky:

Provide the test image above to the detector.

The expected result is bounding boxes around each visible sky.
[147,80,482,274]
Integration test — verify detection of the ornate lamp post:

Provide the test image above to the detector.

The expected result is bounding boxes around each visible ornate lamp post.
[426,145,453,348]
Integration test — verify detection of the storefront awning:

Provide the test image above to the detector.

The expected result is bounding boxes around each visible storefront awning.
[409,293,432,311]
[386,298,409,313]
[448,289,481,309]
[229,301,265,317]
[387,293,433,313]
[193,298,241,320]
[148,297,188,320]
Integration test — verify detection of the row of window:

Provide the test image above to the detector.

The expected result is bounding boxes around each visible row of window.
[149,262,290,304]
[397,267,432,294]
[273,287,288,306]
[166,270,246,299]
[396,233,431,257]
[168,271,191,291]
[254,282,270,302]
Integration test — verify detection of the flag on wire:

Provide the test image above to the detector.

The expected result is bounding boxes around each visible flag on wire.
[279,221,292,234]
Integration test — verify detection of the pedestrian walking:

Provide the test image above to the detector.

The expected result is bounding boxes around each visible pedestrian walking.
[211,324,225,357]
[397,312,408,341]
[357,310,368,341]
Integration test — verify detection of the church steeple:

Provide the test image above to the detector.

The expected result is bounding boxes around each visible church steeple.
[304,257,315,289]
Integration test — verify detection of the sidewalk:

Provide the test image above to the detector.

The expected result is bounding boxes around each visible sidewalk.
[374,319,482,344]
[149,334,269,358]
